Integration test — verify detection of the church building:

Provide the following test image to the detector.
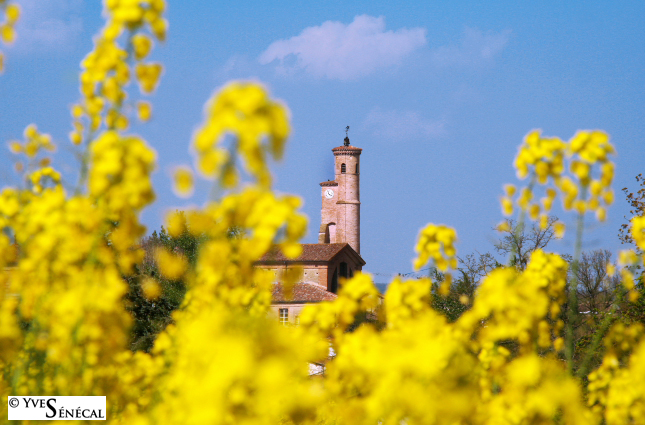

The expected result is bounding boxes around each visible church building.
[256,134,365,324]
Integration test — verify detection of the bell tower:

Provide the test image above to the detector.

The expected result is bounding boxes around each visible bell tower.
[318,128,362,254]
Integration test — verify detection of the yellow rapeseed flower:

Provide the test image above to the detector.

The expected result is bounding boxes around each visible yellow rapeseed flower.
[413,223,457,271]
[71,104,84,118]
[132,33,153,60]
[141,277,162,299]
[166,210,186,237]
[0,24,15,43]
[631,216,645,250]
[501,197,513,216]
[596,207,607,222]
[5,4,20,24]
[69,131,82,145]
[554,222,566,239]
[137,100,152,122]
[172,166,194,197]
[618,250,638,267]
[135,62,163,93]
[8,140,21,153]
[155,248,188,280]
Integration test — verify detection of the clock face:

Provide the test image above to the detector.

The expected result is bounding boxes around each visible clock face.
[324,189,334,199]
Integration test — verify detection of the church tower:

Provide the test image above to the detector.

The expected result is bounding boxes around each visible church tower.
[319,131,362,254]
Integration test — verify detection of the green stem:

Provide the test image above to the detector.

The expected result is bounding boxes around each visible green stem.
[576,300,618,378]
[74,145,91,195]
[565,187,587,373]
[208,173,226,202]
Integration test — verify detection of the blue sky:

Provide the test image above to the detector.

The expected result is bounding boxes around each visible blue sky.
[1,1,644,282]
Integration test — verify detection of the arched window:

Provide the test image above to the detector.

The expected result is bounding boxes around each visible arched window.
[341,163,346,173]
[355,163,359,174]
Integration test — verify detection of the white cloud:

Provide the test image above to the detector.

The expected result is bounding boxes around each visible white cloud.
[13,0,83,52]
[259,15,426,80]
[362,107,446,141]
[431,27,511,67]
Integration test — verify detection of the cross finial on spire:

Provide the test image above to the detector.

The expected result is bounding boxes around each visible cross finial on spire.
[344,125,350,146]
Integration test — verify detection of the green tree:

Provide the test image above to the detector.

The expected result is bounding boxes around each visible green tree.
[569,250,621,371]
[428,268,476,322]
[574,250,620,321]
[458,251,502,285]
[615,173,645,324]
[619,174,645,257]
[494,216,560,270]
[125,212,205,351]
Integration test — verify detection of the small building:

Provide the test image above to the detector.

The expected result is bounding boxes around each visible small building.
[256,134,366,324]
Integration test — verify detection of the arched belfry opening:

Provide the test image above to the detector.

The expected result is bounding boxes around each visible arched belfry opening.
[341,163,346,173]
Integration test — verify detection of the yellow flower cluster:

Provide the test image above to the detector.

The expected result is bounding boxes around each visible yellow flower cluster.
[564,130,615,220]
[88,130,156,215]
[301,272,380,339]
[631,216,645,251]
[384,276,432,329]
[10,124,56,158]
[0,5,174,409]
[514,130,566,183]
[186,188,307,312]
[106,0,167,40]
[172,166,194,197]
[505,129,615,225]
[0,0,19,73]
[602,341,645,425]
[6,125,61,192]
[292,250,598,425]
[28,166,61,194]
[413,223,457,271]
[193,82,290,188]
[0,185,140,404]
[154,247,187,280]
[136,305,328,425]
[70,0,166,145]
[587,323,645,424]
[459,250,568,352]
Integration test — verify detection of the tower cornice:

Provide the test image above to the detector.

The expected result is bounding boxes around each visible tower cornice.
[332,146,362,156]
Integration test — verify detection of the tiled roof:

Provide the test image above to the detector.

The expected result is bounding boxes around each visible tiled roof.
[272,282,337,303]
[258,243,349,263]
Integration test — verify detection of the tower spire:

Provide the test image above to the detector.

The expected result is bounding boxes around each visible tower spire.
[344,125,350,146]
